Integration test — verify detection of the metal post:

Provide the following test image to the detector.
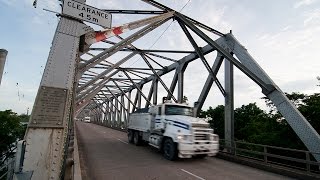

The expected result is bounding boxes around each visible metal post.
[177,66,184,103]
[108,101,112,126]
[117,97,120,127]
[153,79,158,105]
[121,95,125,128]
[0,49,8,85]
[225,59,234,154]
[264,146,268,163]
[137,90,142,109]
[306,152,310,172]
[127,91,131,127]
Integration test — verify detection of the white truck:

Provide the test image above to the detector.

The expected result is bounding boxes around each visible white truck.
[84,116,91,123]
[127,101,219,160]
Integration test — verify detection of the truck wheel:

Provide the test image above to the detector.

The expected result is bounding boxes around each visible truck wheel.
[128,130,134,144]
[133,131,141,146]
[163,138,177,161]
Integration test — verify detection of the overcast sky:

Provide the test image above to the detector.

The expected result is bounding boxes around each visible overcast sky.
[0,0,319,114]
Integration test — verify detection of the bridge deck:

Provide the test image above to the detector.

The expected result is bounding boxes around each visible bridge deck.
[76,122,292,180]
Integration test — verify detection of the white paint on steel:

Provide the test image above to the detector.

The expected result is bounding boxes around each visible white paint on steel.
[24,129,65,180]
[40,33,78,89]
[62,0,112,28]
[57,18,94,37]
[181,169,206,180]
[0,49,8,85]
[73,123,82,180]
[24,16,84,179]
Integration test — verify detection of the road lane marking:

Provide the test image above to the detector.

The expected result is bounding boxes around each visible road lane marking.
[181,169,205,180]
[117,139,129,144]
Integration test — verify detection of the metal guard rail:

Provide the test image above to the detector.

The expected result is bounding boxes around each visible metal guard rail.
[219,139,320,175]
[0,144,17,180]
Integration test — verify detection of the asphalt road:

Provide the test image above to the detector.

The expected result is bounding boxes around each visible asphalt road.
[76,122,293,180]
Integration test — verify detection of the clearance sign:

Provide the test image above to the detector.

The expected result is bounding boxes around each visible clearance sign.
[62,0,112,28]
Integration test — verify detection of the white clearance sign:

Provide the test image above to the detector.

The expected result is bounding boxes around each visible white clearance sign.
[62,0,112,28]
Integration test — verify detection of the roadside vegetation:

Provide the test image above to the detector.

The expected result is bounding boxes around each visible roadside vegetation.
[200,78,320,151]
[0,110,29,165]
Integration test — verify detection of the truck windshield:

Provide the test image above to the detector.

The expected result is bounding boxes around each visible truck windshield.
[165,105,193,116]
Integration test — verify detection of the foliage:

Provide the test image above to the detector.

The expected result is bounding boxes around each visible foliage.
[199,105,224,139]
[201,91,320,150]
[0,110,26,160]
[18,114,30,122]
[263,92,320,135]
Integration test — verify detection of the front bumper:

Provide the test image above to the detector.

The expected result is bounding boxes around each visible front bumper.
[178,142,219,158]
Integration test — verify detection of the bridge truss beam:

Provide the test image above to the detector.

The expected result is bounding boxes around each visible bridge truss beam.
[22,1,320,178]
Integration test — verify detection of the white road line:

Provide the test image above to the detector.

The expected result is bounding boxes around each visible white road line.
[181,169,205,180]
[117,139,129,144]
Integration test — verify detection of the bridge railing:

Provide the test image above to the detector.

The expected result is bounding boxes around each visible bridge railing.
[0,146,16,180]
[219,139,320,174]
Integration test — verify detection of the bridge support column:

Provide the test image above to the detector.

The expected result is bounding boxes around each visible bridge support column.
[224,59,235,153]
[127,91,131,128]
[153,79,158,105]
[178,64,187,103]
[21,14,90,179]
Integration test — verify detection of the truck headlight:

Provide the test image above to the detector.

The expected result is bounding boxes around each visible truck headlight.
[177,135,184,140]
[177,134,192,142]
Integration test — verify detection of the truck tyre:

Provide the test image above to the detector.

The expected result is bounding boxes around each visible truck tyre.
[163,138,177,161]
[133,131,141,146]
[128,130,134,144]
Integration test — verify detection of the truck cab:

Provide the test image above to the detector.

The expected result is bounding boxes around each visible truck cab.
[127,102,219,160]
[84,116,91,123]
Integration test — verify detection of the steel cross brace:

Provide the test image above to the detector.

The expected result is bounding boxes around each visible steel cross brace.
[122,70,152,106]
[79,18,170,74]
[178,19,226,96]
[175,12,275,95]
[140,54,177,102]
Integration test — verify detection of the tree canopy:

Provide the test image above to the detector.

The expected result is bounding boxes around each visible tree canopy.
[0,110,27,159]
[201,91,320,150]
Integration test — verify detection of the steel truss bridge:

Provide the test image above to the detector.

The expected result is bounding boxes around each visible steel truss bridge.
[6,0,320,179]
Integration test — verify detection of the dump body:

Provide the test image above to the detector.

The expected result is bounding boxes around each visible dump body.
[127,102,219,160]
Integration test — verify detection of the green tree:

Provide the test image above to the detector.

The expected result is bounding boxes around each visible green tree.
[297,93,320,134]
[18,114,30,122]
[234,103,266,141]
[262,91,320,149]
[200,105,224,139]
[0,110,25,159]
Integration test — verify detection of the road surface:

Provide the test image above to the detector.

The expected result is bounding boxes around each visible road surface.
[76,122,293,180]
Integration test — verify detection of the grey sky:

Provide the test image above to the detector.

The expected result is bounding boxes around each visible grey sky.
[0,0,319,114]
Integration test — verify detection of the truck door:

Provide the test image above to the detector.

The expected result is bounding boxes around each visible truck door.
[155,105,165,130]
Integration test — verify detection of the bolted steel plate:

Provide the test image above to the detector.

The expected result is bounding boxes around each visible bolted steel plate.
[29,86,68,128]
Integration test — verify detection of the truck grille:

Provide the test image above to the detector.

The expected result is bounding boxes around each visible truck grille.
[193,128,211,141]
[194,134,208,140]
[192,123,209,128]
